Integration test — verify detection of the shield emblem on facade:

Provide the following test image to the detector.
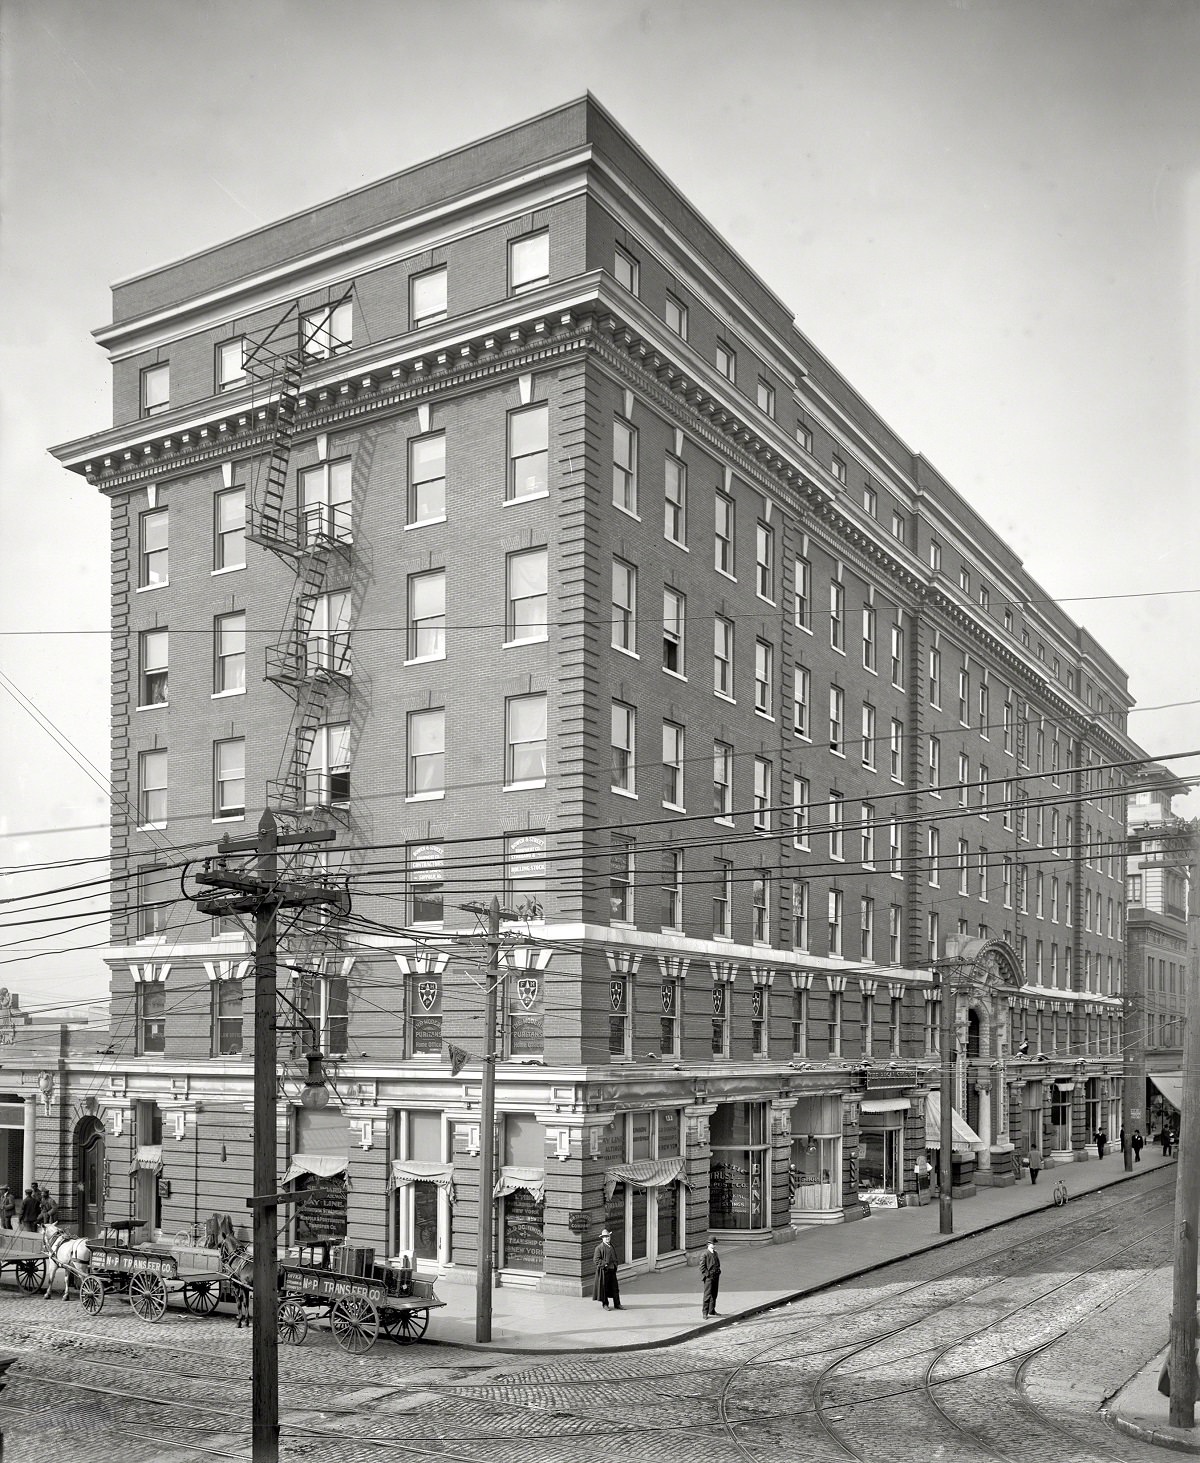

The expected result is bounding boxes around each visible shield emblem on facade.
[610,980,625,1012]
[712,985,725,1016]
[517,977,539,1009]
[417,980,439,1011]
[661,983,674,1014]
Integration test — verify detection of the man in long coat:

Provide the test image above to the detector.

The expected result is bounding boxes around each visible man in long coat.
[592,1227,621,1309]
[700,1237,721,1317]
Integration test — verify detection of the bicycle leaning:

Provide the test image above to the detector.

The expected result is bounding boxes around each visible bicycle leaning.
[1052,1178,1069,1207]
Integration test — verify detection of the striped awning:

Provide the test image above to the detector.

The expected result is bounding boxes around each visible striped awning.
[387,1160,456,1202]
[603,1156,688,1203]
[129,1144,162,1175]
[925,1093,984,1152]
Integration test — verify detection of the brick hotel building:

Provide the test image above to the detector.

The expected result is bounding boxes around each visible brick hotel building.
[34,96,1141,1293]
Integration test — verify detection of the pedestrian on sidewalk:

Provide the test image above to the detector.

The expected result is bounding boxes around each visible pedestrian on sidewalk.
[0,1185,14,1231]
[1165,1128,1175,1157]
[18,1188,38,1231]
[700,1237,721,1317]
[1095,1130,1107,1160]
[1028,1146,1042,1185]
[1132,1129,1144,1162]
[592,1228,622,1310]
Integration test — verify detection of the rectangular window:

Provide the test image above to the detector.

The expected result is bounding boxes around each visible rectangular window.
[614,244,639,294]
[663,850,684,931]
[752,873,771,944]
[716,341,736,381]
[663,587,685,673]
[889,904,902,964]
[214,737,245,819]
[831,455,847,485]
[1003,701,1014,753]
[214,486,246,571]
[753,758,772,832]
[140,508,168,587]
[928,827,941,886]
[860,898,875,961]
[217,338,246,392]
[301,301,352,358]
[408,433,446,523]
[796,423,813,453]
[611,558,637,652]
[793,664,811,737]
[508,404,548,501]
[506,547,547,644]
[792,881,810,952]
[714,741,734,820]
[862,603,876,671]
[958,752,970,807]
[958,839,970,896]
[928,644,942,706]
[711,981,728,1057]
[794,557,811,629]
[890,719,904,781]
[890,620,905,689]
[211,978,243,1056]
[757,378,775,416]
[407,708,445,797]
[140,629,168,706]
[829,790,844,860]
[408,570,446,660]
[861,703,876,769]
[610,838,635,923]
[613,418,638,515]
[928,735,941,792]
[299,457,352,543]
[137,864,174,939]
[927,911,940,965]
[792,775,810,849]
[306,722,350,806]
[755,522,775,600]
[930,539,942,572]
[889,819,902,876]
[751,983,769,1054]
[715,492,735,575]
[1003,858,1013,908]
[891,510,906,545]
[411,265,448,327]
[754,640,774,715]
[141,363,170,417]
[666,293,688,339]
[139,748,167,826]
[830,581,845,651]
[863,484,877,518]
[505,832,547,919]
[714,615,734,697]
[214,611,246,694]
[409,843,444,926]
[506,692,547,785]
[138,983,166,1054]
[713,860,733,938]
[509,231,549,293]
[958,667,970,725]
[306,590,351,677]
[664,456,687,544]
[663,721,685,809]
[979,764,990,817]
[860,802,876,866]
[611,701,636,793]
[828,889,843,957]
[829,685,844,754]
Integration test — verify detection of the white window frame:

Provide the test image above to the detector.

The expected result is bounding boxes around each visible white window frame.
[611,701,637,795]
[505,693,547,787]
[509,231,549,294]
[407,708,446,799]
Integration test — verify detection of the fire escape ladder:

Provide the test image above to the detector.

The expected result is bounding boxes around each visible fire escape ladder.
[248,350,304,552]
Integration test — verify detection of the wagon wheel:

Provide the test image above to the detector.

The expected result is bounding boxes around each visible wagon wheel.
[183,1280,220,1315]
[382,1306,428,1343]
[80,1275,105,1315]
[15,1258,45,1293]
[277,1297,308,1346]
[129,1271,168,1323]
[330,1297,379,1354]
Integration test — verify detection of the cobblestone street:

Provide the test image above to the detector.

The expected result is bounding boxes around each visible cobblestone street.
[0,1173,1190,1462]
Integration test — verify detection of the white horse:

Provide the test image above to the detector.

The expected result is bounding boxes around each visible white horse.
[41,1223,92,1302]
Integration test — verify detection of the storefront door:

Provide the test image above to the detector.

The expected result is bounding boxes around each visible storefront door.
[709,1102,769,1232]
[1051,1088,1071,1151]
[75,1116,105,1239]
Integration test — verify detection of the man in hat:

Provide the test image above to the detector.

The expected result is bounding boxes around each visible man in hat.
[700,1236,721,1318]
[0,1184,14,1231]
[592,1227,621,1310]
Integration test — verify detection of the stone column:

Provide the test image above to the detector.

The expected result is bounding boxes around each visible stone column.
[976,1079,992,1172]
[22,1093,37,1189]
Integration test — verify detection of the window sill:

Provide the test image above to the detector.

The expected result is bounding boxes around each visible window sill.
[863,663,878,677]
[665,538,689,553]
[612,645,640,661]
[754,709,775,722]
[831,645,846,657]
[795,623,813,636]
[502,635,548,650]
[137,823,167,833]
[715,817,735,828]
[830,749,846,760]
[756,595,777,610]
[211,564,245,577]
[503,490,550,507]
[613,503,641,524]
[212,814,245,824]
[715,568,737,584]
[662,802,686,814]
[212,688,246,699]
[793,842,810,853]
[136,703,167,713]
[503,779,547,792]
[406,791,445,803]
[405,516,447,532]
[611,787,638,800]
[714,690,736,706]
[662,668,687,683]
[404,654,446,668]
[136,582,168,593]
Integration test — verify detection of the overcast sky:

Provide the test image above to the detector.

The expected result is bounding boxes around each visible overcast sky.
[2,0,1197,1013]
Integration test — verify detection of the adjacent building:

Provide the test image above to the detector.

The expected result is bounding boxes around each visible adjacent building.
[41,96,1140,1292]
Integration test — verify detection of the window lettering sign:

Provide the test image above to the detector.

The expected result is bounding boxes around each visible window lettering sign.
[295,1175,348,1244]
[502,1187,544,1271]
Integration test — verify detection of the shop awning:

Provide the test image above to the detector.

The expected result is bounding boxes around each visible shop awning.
[387,1160,456,1202]
[129,1144,162,1175]
[603,1156,688,1203]
[861,1097,911,1113]
[494,1166,545,1203]
[1150,1073,1184,1110]
[925,1093,984,1152]
[281,1153,349,1185]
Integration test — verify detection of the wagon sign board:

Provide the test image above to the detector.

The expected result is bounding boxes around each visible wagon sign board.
[92,1247,177,1278]
[281,1265,385,1305]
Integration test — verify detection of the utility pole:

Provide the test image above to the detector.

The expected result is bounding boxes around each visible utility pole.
[191,810,340,1463]
[1169,821,1200,1427]
[476,895,502,1343]
[939,964,956,1235]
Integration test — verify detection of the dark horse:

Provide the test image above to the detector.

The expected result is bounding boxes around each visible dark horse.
[217,1226,253,1329]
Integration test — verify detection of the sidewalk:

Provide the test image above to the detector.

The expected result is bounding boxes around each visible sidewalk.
[433,1144,1178,1353]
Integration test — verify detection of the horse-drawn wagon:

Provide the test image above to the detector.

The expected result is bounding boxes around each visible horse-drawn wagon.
[0,1230,46,1293]
[80,1240,224,1322]
[277,1256,443,1352]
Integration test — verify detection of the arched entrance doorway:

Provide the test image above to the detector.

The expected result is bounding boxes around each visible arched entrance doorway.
[75,1116,106,1238]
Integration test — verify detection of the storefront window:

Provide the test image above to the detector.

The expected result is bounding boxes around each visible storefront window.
[501,1113,544,1272]
[709,1101,768,1231]
[1051,1087,1071,1150]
